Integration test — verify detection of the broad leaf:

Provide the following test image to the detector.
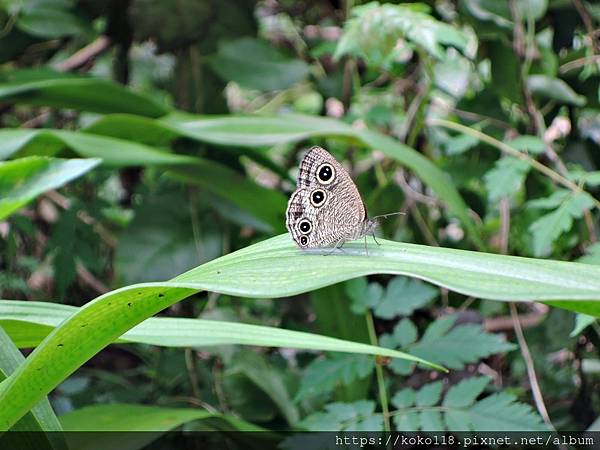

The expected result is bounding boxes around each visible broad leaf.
[209,38,310,91]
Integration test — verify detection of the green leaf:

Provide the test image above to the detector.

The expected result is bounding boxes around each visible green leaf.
[381,318,418,349]
[0,129,286,232]
[442,376,490,408]
[391,388,416,409]
[416,381,443,407]
[468,392,546,431]
[390,376,546,432]
[209,38,309,91]
[444,134,480,155]
[0,300,432,361]
[393,411,420,431]
[410,315,516,369]
[295,354,375,402]
[335,2,468,65]
[17,8,89,38]
[0,327,66,450]
[0,156,100,221]
[0,73,169,116]
[528,192,595,257]
[3,233,600,430]
[527,75,586,106]
[299,400,382,431]
[419,410,444,431]
[484,157,531,202]
[60,403,262,431]
[506,136,546,155]
[347,278,384,315]
[570,314,596,337]
[0,129,194,166]
[227,351,299,425]
[374,276,438,319]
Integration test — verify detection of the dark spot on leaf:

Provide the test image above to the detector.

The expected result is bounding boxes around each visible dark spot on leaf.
[217,271,221,275]
[57,344,64,347]
[80,323,87,328]
[158,293,164,298]
[138,292,142,295]
[128,302,132,307]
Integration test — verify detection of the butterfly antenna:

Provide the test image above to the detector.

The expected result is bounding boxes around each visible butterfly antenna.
[371,211,406,220]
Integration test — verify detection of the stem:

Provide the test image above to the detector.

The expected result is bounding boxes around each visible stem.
[366,312,391,432]
[429,119,600,210]
[509,303,557,432]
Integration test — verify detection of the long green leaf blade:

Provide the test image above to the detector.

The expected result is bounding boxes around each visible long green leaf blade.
[0,300,433,364]
[0,156,100,220]
[2,234,600,429]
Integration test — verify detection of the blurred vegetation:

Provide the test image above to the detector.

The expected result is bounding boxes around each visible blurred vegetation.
[1,0,600,440]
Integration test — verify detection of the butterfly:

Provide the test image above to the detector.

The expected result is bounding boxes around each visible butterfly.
[286,146,388,250]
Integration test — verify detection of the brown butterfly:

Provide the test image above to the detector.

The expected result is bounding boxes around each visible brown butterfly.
[286,146,400,250]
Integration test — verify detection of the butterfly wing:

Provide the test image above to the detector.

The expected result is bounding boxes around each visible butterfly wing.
[286,147,367,248]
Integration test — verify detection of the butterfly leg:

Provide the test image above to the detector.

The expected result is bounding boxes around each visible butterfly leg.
[325,238,346,255]
[372,233,381,246]
[364,235,369,256]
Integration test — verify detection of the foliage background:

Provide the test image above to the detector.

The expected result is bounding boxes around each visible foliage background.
[1,0,600,441]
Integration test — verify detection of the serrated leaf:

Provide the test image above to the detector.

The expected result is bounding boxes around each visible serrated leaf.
[444,134,479,155]
[419,410,444,431]
[507,136,546,155]
[335,2,468,66]
[444,410,472,431]
[529,192,595,257]
[468,392,547,431]
[374,276,438,319]
[410,316,515,369]
[484,157,531,202]
[294,354,375,402]
[393,411,420,432]
[443,377,490,408]
[391,388,416,409]
[416,381,443,407]
[347,279,384,315]
[381,318,418,349]
[298,400,378,431]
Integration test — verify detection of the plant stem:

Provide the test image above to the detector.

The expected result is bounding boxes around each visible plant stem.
[366,311,391,432]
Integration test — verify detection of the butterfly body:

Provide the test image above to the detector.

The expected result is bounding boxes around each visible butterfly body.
[285,146,377,249]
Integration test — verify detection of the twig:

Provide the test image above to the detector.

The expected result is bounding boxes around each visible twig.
[394,169,439,206]
[510,303,557,432]
[484,305,548,332]
[54,36,112,72]
[500,199,557,432]
[185,349,201,399]
[76,263,109,294]
[572,0,599,53]
[559,54,600,74]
